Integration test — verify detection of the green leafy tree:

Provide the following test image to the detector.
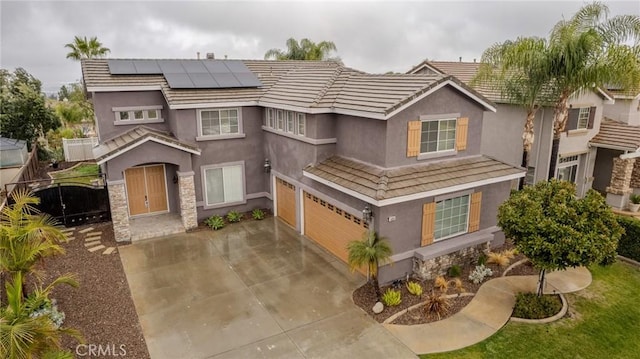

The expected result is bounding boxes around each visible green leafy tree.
[498,180,622,296]
[0,190,68,291]
[474,37,557,188]
[64,36,110,60]
[0,69,61,146]
[544,2,640,178]
[347,231,393,299]
[0,272,80,359]
[264,38,338,61]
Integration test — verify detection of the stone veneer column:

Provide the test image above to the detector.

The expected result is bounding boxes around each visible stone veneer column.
[606,158,635,209]
[107,180,130,242]
[630,160,640,190]
[177,171,198,230]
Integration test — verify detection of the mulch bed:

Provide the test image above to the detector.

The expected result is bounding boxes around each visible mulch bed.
[505,259,539,277]
[41,222,150,358]
[353,242,529,325]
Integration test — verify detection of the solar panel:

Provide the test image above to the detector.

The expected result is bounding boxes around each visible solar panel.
[133,60,162,74]
[107,59,262,89]
[164,73,195,88]
[189,73,219,88]
[108,60,136,74]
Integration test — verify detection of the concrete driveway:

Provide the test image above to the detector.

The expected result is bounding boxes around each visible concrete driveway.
[119,218,416,359]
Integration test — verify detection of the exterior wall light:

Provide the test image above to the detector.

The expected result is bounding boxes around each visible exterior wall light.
[362,205,373,223]
[263,159,271,173]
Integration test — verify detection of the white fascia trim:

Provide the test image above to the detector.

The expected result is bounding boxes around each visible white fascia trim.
[112,105,163,112]
[596,88,615,102]
[170,101,258,110]
[261,126,337,145]
[407,63,446,75]
[384,80,497,120]
[257,101,330,115]
[620,150,640,159]
[87,85,162,92]
[303,170,525,207]
[246,191,272,200]
[96,137,200,165]
[589,142,636,152]
[334,108,386,120]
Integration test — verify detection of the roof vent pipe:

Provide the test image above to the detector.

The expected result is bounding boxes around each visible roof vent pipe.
[206,53,215,59]
[459,57,462,62]
[473,58,476,63]
[197,52,200,60]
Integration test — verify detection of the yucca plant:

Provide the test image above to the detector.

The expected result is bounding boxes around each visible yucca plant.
[0,272,82,359]
[347,231,393,299]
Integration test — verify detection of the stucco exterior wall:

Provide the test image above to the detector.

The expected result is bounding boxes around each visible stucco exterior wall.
[385,85,485,167]
[335,115,386,167]
[104,141,192,180]
[307,113,337,139]
[559,91,605,155]
[604,98,640,126]
[593,147,623,194]
[92,91,169,141]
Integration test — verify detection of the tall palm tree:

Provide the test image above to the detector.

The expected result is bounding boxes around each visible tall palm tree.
[545,2,640,178]
[0,190,67,291]
[473,37,556,188]
[264,38,338,61]
[347,231,393,299]
[0,272,80,359]
[64,36,110,60]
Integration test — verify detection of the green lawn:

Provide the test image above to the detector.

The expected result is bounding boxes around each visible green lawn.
[423,262,640,359]
[50,163,100,185]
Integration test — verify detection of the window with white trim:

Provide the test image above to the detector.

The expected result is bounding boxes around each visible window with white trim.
[264,107,307,136]
[577,108,590,129]
[286,111,295,133]
[524,166,535,186]
[266,108,275,128]
[556,155,579,183]
[434,194,469,240]
[199,108,240,137]
[420,118,457,153]
[114,106,163,123]
[202,163,244,206]
[276,110,284,130]
[297,113,306,135]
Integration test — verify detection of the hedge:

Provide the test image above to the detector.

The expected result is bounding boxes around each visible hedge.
[617,215,640,262]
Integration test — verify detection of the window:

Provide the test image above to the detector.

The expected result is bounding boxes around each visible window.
[114,106,163,123]
[266,108,275,128]
[199,108,239,136]
[202,164,244,206]
[420,119,457,153]
[276,110,284,130]
[286,111,295,133]
[434,195,469,240]
[577,108,590,129]
[524,166,535,186]
[297,113,306,135]
[567,107,594,131]
[557,155,579,183]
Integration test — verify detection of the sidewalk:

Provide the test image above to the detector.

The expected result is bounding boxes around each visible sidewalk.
[383,267,592,355]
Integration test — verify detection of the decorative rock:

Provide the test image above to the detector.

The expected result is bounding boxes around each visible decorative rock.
[373,302,384,314]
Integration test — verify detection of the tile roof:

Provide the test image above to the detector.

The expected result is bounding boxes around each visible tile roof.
[590,119,640,151]
[304,156,524,202]
[82,59,494,116]
[93,126,200,164]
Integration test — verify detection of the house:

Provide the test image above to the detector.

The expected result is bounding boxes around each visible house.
[0,137,29,192]
[81,58,523,283]
[590,89,640,209]
[408,61,614,197]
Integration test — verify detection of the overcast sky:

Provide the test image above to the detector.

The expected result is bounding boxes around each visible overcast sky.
[1,0,638,93]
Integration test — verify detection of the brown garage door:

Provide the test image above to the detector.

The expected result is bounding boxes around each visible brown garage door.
[276,177,296,227]
[303,192,368,265]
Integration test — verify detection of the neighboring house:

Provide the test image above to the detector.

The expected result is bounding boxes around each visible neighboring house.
[0,137,29,191]
[81,58,523,283]
[408,61,614,197]
[590,89,640,209]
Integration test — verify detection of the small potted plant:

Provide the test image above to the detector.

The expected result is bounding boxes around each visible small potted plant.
[629,194,640,212]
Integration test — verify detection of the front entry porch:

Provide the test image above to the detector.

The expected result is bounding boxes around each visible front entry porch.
[129,213,185,241]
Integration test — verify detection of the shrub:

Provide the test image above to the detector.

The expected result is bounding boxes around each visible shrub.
[29,298,66,329]
[630,194,640,205]
[487,251,511,267]
[469,264,493,284]
[447,265,462,278]
[424,291,450,320]
[512,292,562,319]
[205,215,225,230]
[252,208,265,220]
[617,215,640,262]
[381,288,402,306]
[226,210,243,223]
[406,281,423,296]
[477,253,487,266]
[503,248,517,259]
[452,278,465,295]
[434,276,448,292]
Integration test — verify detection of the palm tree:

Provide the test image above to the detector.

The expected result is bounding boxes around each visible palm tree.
[64,36,110,60]
[0,190,67,292]
[474,37,556,188]
[264,38,338,61]
[347,231,393,299]
[545,2,640,178]
[0,272,80,359]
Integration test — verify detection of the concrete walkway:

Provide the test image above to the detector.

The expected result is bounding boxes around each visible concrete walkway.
[384,267,592,355]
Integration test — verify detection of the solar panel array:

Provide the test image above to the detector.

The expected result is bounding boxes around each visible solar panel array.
[107,59,262,89]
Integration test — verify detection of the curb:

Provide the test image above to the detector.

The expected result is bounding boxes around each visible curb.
[502,258,530,277]
[383,293,475,324]
[509,292,568,324]
[617,255,640,267]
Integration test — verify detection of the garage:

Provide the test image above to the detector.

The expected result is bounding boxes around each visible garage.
[303,191,368,264]
[276,177,296,227]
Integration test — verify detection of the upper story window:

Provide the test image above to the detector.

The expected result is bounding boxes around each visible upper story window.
[197,108,244,141]
[421,118,457,153]
[567,106,595,131]
[264,108,307,137]
[113,106,163,125]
